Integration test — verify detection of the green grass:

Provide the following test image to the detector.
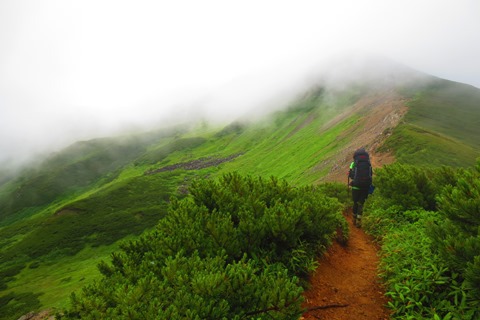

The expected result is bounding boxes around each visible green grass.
[217,114,360,185]
[378,79,480,168]
[381,123,479,168]
[0,240,129,320]
[405,80,480,149]
[2,172,182,263]
[135,136,207,165]
[180,94,362,186]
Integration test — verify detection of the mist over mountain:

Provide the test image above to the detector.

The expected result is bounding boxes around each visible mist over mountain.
[2,55,478,189]
[2,0,480,178]
[0,55,440,171]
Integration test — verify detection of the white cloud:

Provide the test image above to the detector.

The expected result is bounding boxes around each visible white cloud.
[1,0,479,166]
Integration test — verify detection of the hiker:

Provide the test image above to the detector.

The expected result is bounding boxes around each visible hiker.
[348,147,373,227]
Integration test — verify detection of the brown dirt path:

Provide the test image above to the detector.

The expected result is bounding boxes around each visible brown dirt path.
[301,211,391,320]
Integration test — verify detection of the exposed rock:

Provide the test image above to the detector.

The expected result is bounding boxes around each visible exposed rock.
[17,310,55,320]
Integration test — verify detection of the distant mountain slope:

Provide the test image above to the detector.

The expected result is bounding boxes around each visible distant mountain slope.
[0,127,187,225]
[405,79,480,148]
[380,79,480,166]
[206,87,408,184]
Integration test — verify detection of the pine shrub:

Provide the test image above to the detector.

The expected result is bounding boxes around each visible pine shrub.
[61,172,345,319]
[373,163,437,211]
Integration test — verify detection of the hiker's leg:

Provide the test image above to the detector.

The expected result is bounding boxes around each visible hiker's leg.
[352,189,360,224]
[356,202,363,226]
[356,189,369,227]
[353,202,359,225]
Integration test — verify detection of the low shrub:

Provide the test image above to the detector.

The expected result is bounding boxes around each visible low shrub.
[0,291,42,320]
[364,162,480,319]
[61,172,346,319]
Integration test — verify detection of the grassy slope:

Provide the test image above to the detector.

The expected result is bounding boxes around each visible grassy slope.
[1,79,480,317]
[382,79,480,166]
[188,90,362,185]
[406,80,480,148]
[0,132,177,226]
[215,113,359,185]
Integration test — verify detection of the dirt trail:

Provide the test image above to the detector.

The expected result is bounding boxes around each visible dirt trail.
[301,211,391,320]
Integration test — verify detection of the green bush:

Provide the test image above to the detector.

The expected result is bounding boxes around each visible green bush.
[0,291,42,320]
[315,182,350,209]
[363,162,480,319]
[0,263,26,290]
[381,216,478,319]
[187,173,345,275]
[61,173,346,319]
[373,163,437,211]
[66,252,303,320]
[430,163,480,307]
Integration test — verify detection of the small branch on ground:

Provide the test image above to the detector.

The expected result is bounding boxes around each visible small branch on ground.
[304,303,349,312]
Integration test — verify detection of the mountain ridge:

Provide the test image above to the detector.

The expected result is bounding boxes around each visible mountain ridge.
[1,66,480,318]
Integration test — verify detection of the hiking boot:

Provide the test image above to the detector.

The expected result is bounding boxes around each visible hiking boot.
[356,215,362,227]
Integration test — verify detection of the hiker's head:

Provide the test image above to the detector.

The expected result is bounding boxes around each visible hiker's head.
[354,147,366,157]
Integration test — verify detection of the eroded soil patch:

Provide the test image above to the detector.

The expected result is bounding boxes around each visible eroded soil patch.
[317,90,408,183]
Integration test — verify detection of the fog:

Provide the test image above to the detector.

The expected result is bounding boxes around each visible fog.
[1,0,479,167]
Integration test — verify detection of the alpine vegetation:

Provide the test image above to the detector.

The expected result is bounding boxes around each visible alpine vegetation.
[362,162,480,319]
[61,173,346,319]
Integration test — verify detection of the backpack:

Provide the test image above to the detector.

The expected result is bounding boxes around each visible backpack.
[351,149,372,188]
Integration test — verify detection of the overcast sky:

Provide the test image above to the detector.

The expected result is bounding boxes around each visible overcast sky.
[1,0,479,166]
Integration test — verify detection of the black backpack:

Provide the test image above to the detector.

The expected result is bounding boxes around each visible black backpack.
[352,149,372,188]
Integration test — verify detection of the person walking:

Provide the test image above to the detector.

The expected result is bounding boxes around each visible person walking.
[348,148,373,227]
